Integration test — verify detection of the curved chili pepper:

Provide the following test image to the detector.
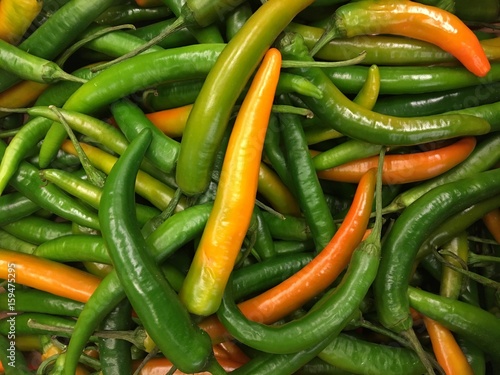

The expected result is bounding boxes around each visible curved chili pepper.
[216,165,382,354]
[0,249,100,303]
[98,129,221,374]
[408,286,500,357]
[385,132,500,213]
[316,137,476,184]
[312,0,490,77]
[288,22,500,67]
[95,3,172,26]
[39,43,225,168]
[421,314,474,375]
[200,169,375,342]
[374,168,500,336]
[179,48,282,316]
[279,33,490,147]
[176,0,314,196]
[0,0,42,45]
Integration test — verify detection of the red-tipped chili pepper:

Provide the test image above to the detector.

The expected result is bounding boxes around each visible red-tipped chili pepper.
[311,0,491,77]
[179,48,282,316]
[200,168,375,342]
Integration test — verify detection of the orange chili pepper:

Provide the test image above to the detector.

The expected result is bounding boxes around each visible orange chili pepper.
[178,48,282,316]
[482,208,500,244]
[0,248,100,303]
[0,80,48,114]
[313,0,491,77]
[217,341,251,365]
[316,137,476,184]
[200,168,376,341]
[422,315,474,375]
[145,104,192,138]
[0,0,43,45]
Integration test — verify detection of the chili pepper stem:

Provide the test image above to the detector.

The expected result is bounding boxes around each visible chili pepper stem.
[434,248,500,290]
[309,22,341,57]
[281,52,366,68]
[90,16,186,72]
[401,328,439,375]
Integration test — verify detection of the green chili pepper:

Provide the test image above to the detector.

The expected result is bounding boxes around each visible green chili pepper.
[417,194,500,260]
[250,206,276,261]
[128,18,196,48]
[374,168,500,336]
[225,2,253,41]
[279,94,336,251]
[230,326,343,375]
[97,299,134,375]
[0,289,84,317]
[39,43,225,168]
[0,192,39,226]
[2,216,72,245]
[318,333,425,375]
[280,32,490,146]
[0,39,85,84]
[408,286,500,357]
[40,168,160,226]
[261,211,311,242]
[373,82,500,117]
[98,129,221,374]
[324,63,500,95]
[35,234,109,264]
[0,313,77,338]
[78,23,164,58]
[176,0,315,196]
[232,252,314,301]
[0,0,119,92]
[0,140,100,230]
[0,228,37,254]
[95,3,172,25]
[110,98,180,173]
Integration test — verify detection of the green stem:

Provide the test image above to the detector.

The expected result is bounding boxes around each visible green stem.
[48,105,106,188]
[90,16,186,72]
[281,52,366,68]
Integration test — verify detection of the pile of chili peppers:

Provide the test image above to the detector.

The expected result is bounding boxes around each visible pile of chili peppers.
[0,0,500,374]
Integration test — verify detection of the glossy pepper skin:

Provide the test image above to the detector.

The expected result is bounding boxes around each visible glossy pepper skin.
[98,129,220,374]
